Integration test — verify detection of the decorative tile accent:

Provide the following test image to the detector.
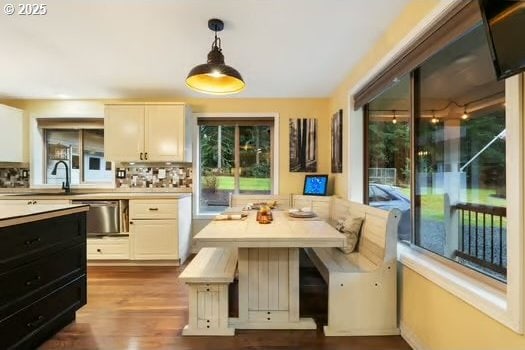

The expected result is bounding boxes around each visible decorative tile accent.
[0,167,30,188]
[115,164,192,189]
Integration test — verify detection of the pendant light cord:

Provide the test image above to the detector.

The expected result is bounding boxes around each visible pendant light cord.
[212,26,222,51]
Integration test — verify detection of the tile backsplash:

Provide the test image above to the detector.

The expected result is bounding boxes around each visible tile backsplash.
[0,167,30,188]
[115,163,192,189]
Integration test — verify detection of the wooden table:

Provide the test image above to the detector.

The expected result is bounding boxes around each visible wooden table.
[194,211,345,330]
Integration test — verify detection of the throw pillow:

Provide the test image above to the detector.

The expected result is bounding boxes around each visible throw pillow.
[338,215,364,254]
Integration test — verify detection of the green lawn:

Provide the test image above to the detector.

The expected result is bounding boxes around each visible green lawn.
[202,176,271,191]
[399,187,506,222]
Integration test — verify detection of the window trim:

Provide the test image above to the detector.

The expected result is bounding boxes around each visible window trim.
[192,113,280,219]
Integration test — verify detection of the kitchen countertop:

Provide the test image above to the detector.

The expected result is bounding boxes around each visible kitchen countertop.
[0,192,192,200]
[0,204,89,228]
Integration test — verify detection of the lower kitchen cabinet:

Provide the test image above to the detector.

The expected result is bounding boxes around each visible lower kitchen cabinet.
[0,211,87,350]
[87,236,130,260]
[130,220,178,260]
[128,196,192,264]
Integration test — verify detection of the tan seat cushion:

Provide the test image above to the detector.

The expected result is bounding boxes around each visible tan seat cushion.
[336,215,364,254]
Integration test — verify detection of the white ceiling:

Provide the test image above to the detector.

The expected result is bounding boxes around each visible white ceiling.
[0,0,410,99]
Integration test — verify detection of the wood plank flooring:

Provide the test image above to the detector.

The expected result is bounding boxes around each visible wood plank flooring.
[40,265,411,350]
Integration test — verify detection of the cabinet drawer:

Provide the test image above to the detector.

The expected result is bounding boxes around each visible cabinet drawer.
[0,276,86,350]
[87,237,129,260]
[0,213,86,271]
[130,200,178,219]
[0,244,85,312]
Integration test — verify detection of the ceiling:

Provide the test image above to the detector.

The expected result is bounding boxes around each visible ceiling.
[0,0,410,99]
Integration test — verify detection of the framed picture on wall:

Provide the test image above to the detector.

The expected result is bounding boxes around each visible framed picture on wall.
[289,118,318,172]
[331,109,343,173]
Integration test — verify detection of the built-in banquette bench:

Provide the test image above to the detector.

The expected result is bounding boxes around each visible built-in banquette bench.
[179,247,238,336]
[229,194,291,209]
[304,197,401,336]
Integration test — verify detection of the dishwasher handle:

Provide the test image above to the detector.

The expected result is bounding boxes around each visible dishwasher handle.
[73,200,119,208]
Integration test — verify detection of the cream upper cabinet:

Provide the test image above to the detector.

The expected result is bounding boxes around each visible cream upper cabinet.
[0,104,24,163]
[145,104,185,161]
[104,104,145,162]
[104,103,192,162]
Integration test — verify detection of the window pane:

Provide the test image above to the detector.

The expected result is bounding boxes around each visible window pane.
[416,25,506,282]
[45,130,80,185]
[239,126,272,194]
[83,129,113,183]
[199,125,235,213]
[367,75,411,241]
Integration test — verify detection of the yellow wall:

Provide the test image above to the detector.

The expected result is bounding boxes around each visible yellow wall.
[401,266,525,350]
[328,0,440,198]
[0,98,329,195]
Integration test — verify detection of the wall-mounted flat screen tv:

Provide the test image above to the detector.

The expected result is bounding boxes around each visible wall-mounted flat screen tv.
[303,175,328,196]
[479,0,525,80]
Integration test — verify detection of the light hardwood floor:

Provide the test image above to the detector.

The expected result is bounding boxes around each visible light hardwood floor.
[40,265,412,350]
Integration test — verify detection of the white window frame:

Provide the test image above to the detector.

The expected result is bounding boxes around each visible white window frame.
[346,1,525,333]
[192,113,280,219]
[29,113,115,189]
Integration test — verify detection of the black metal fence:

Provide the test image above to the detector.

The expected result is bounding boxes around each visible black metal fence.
[452,203,507,276]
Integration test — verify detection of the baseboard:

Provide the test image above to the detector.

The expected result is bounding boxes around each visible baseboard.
[323,326,400,336]
[400,321,427,350]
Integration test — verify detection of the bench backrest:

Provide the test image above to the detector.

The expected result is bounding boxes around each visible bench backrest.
[330,197,400,265]
[230,194,291,209]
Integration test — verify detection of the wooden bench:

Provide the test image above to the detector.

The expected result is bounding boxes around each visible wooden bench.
[179,247,238,336]
[304,197,401,336]
[229,194,291,209]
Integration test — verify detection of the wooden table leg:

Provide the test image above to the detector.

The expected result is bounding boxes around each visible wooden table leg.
[232,247,316,330]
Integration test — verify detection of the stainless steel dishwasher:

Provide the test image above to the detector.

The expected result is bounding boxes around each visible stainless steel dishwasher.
[72,200,120,237]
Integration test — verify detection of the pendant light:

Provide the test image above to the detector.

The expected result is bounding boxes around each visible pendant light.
[186,18,245,95]
[461,105,469,120]
[392,110,397,124]
[431,110,439,124]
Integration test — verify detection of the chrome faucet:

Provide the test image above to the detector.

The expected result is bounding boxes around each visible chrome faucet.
[51,160,71,194]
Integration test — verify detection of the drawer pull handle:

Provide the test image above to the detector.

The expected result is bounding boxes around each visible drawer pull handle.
[140,152,143,160]
[144,152,148,160]
[27,201,32,205]
[32,201,37,204]
[148,208,159,211]
[97,248,102,253]
[25,237,41,246]
[25,275,41,286]
[26,315,45,328]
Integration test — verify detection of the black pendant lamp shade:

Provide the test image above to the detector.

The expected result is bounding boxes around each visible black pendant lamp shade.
[186,19,245,95]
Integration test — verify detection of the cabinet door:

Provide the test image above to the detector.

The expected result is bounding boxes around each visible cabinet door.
[130,219,178,260]
[145,105,184,161]
[0,105,24,162]
[104,105,145,161]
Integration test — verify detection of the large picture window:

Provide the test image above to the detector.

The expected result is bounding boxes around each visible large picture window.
[415,25,506,282]
[197,119,274,214]
[364,25,507,282]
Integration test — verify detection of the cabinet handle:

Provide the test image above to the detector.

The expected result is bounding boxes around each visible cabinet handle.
[130,221,134,225]
[144,152,148,160]
[26,315,45,328]
[25,275,41,286]
[140,152,143,160]
[97,248,102,253]
[32,201,37,204]
[27,201,32,205]
[148,208,159,211]
[25,237,41,246]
